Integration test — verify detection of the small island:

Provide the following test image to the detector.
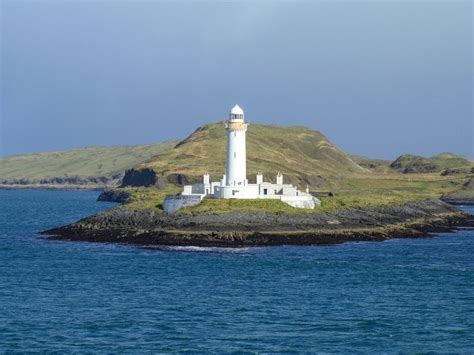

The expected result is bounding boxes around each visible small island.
[43,105,474,247]
[43,198,474,247]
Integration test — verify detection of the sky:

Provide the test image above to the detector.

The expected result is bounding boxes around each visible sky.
[1,0,472,159]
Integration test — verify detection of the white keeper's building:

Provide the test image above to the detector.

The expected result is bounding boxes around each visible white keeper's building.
[163,105,320,212]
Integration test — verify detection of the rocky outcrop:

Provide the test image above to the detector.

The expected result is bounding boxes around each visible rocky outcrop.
[43,199,474,247]
[166,174,189,186]
[441,168,465,176]
[390,155,439,174]
[0,174,121,189]
[464,178,474,190]
[441,195,474,206]
[440,178,474,205]
[120,168,159,187]
[97,188,133,203]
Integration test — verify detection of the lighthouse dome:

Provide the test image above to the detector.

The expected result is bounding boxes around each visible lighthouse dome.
[229,104,244,120]
[230,105,244,115]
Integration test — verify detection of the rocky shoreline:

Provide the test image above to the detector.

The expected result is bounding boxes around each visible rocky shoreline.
[42,199,474,248]
[440,194,474,206]
[0,184,105,191]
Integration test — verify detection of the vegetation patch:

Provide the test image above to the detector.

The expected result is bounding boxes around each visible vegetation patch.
[121,187,180,211]
[179,198,310,214]
[177,194,427,214]
[0,142,176,181]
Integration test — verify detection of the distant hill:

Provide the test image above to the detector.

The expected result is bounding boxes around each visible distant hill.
[136,123,365,188]
[350,155,391,172]
[390,153,474,174]
[1,122,472,199]
[0,142,176,186]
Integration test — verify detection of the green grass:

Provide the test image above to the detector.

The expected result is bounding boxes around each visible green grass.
[317,193,427,212]
[176,193,427,214]
[179,198,309,214]
[431,152,473,169]
[177,186,438,214]
[0,142,177,180]
[121,186,181,211]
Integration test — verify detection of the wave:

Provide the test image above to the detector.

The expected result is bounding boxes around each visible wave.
[144,245,251,253]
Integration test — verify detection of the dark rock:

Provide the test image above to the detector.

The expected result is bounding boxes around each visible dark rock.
[0,175,120,187]
[97,188,132,203]
[120,168,158,187]
[390,155,439,174]
[441,168,464,176]
[464,178,474,190]
[166,173,189,186]
[311,191,334,197]
[441,194,474,206]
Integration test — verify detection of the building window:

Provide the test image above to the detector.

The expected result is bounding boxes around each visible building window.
[234,152,236,158]
[263,188,268,195]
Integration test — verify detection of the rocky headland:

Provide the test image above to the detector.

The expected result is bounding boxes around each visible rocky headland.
[43,199,474,248]
[440,177,474,205]
[440,194,474,206]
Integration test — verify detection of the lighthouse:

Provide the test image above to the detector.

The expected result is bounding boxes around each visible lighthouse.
[225,104,248,186]
[167,104,320,212]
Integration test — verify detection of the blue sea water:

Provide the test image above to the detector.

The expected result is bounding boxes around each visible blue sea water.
[0,189,473,353]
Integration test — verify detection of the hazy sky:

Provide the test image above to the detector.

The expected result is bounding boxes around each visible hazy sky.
[1,0,472,159]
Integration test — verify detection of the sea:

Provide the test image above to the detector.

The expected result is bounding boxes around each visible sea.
[0,189,473,353]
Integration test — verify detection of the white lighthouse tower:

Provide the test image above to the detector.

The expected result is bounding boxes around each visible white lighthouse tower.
[225,104,248,186]
[167,104,321,212]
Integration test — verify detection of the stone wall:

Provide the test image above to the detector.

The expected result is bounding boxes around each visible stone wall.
[163,195,202,213]
[280,195,320,209]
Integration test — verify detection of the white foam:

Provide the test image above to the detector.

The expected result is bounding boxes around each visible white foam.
[148,245,251,253]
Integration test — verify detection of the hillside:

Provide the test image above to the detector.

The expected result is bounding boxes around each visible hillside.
[1,122,472,207]
[112,124,473,211]
[390,153,474,174]
[0,142,176,186]
[136,123,365,188]
[350,155,391,172]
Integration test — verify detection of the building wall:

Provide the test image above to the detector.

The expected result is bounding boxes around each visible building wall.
[226,128,247,186]
[178,181,320,211]
[258,183,297,196]
[214,184,260,199]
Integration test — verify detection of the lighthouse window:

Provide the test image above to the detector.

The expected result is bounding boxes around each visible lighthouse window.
[234,152,236,158]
